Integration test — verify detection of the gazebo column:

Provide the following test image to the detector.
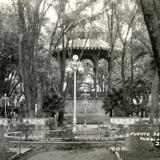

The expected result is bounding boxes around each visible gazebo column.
[93,58,98,97]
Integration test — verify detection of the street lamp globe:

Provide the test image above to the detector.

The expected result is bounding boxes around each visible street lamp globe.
[66,65,72,74]
[78,65,84,74]
[73,55,79,61]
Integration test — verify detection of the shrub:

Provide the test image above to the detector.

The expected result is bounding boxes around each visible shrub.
[61,126,76,141]
[16,121,35,140]
[45,118,56,130]
[45,118,58,139]
[117,124,129,136]
[102,78,151,117]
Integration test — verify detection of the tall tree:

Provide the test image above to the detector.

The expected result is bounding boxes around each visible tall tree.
[17,0,43,117]
[139,0,160,78]
[139,0,160,120]
[103,0,119,93]
[0,5,20,97]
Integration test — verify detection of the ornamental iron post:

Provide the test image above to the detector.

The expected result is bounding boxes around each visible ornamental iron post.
[66,55,84,133]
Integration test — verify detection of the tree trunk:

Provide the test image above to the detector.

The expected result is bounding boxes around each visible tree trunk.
[121,47,126,85]
[109,109,113,117]
[58,55,66,126]
[130,38,134,82]
[58,26,66,125]
[93,60,98,97]
[121,46,127,109]
[37,76,43,116]
[59,21,66,97]
[23,78,36,117]
[140,0,160,78]
[59,55,66,96]
[19,36,37,117]
[17,0,42,117]
[107,3,114,94]
[58,56,65,126]
[140,0,160,121]
[140,109,144,118]
[107,57,112,93]
[58,110,64,126]
[150,72,160,121]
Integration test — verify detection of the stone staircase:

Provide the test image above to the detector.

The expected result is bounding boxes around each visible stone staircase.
[65,98,106,124]
[75,125,106,140]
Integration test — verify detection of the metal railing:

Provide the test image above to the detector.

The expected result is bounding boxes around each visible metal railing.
[3,129,126,159]
[4,129,126,141]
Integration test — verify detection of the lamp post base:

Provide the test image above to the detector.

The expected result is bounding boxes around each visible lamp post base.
[84,120,87,127]
[72,121,78,134]
[72,125,77,134]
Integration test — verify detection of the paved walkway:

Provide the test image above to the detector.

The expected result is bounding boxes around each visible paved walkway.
[10,148,31,154]
[27,149,117,160]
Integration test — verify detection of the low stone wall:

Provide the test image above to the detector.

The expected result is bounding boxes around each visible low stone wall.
[23,117,48,125]
[0,117,150,127]
[109,117,149,126]
[0,117,54,130]
[0,117,156,129]
[23,117,49,130]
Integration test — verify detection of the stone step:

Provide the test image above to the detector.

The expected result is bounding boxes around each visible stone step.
[64,114,106,124]
[65,109,104,114]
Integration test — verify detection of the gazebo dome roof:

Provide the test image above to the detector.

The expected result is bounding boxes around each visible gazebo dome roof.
[53,39,121,61]
[68,39,110,50]
[67,39,122,51]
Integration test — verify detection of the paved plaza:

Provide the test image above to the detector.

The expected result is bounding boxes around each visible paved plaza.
[26,149,117,160]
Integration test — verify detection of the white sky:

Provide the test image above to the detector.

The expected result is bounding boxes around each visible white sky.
[0,0,11,4]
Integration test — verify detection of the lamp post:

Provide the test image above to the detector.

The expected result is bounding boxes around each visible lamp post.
[82,82,90,127]
[66,55,84,132]
[3,94,9,118]
[83,88,88,127]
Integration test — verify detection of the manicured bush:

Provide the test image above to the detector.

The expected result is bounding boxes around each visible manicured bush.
[45,118,56,130]
[117,124,129,136]
[61,125,76,141]
[16,121,35,140]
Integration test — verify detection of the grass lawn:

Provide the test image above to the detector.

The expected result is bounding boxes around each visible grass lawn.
[26,148,117,160]
[120,150,160,160]
[0,151,16,159]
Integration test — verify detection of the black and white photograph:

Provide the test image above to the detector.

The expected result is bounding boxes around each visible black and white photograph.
[0,0,160,160]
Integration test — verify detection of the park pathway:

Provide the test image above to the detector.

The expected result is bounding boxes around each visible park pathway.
[26,148,117,160]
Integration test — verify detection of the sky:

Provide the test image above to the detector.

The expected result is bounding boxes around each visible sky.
[0,0,11,4]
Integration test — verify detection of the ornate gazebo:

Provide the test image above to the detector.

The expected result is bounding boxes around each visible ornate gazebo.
[53,38,121,124]
[53,39,117,97]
